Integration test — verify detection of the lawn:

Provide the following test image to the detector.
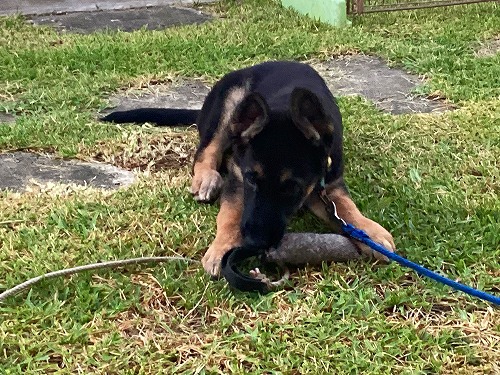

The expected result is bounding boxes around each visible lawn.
[0,0,499,373]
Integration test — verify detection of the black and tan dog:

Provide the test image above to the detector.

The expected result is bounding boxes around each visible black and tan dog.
[102,61,396,276]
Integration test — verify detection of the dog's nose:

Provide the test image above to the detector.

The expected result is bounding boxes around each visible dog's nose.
[242,237,270,250]
[241,211,286,250]
[242,227,283,250]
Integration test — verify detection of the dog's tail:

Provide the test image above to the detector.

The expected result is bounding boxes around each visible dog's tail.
[100,108,200,126]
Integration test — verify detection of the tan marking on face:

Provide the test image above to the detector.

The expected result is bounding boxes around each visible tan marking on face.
[305,183,315,197]
[252,163,264,178]
[227,156,243,182]
[279,169,293,183]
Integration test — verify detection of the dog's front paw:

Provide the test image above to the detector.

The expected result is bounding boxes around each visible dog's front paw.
[190,169,223,202]
[202,242,232,277]
[354,218,396,263]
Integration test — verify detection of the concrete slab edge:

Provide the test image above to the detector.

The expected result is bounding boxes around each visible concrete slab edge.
[0,0,215,17]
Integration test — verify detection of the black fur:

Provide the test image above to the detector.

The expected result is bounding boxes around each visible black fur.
[102,61,347,251]
[101,108,199,126]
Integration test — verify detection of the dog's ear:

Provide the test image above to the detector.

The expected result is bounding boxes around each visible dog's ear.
[230,93,269,142]
[290,88,334,147]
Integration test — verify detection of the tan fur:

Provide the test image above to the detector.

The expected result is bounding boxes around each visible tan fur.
[222,82,268,141]
[253,163,264,178]
[240,118,266,141]
[305,193,339,228]
[325,182,396,261]
[202,195,243,275]
[193,84,250,181]
[191,139,225,201]
[279,169,293,182]
[221,85,249,131]
[295,118,334,142]
[325,184,365,226]
[194,137,222,172]
[191,84,250,200]
[227,156,243,182]
[305,183,316,197]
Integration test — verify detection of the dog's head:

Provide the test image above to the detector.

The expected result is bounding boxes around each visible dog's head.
[230,88,336,249]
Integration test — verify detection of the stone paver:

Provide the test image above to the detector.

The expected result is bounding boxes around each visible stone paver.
[315,55,451,114]
[0,152,135,192]
[102,80,210,115]
[30,6,211,34]
[0,0,213,16]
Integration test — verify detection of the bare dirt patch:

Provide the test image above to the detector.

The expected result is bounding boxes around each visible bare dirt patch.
[92,129,197,172]
[96,80,207,172]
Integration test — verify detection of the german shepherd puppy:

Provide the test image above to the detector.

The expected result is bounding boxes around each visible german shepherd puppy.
[102,61,395,276]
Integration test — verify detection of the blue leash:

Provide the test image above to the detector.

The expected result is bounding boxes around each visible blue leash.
[342,221,500,306]
[318,189,500,306]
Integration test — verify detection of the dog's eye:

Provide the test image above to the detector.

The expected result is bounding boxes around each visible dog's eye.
[244,171,259,187]
[280,179,304,200]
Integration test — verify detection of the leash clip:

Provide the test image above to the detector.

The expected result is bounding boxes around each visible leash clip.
[318,189,347,227]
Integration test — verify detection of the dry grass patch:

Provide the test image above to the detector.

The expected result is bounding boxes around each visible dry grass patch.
[84,127,198,172]
[385,306,500,374]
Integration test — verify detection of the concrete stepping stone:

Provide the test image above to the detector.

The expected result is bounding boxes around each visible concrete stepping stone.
[0,0,213,16]
[314,55,451,114]
[0,152,135,192]
[29,6,212,34]
[102,80,211,114]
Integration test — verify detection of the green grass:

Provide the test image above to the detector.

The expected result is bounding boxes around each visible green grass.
[1,0,499,373]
